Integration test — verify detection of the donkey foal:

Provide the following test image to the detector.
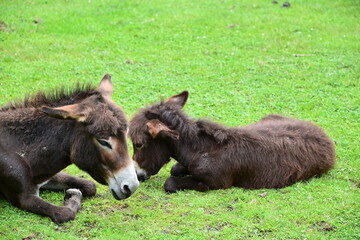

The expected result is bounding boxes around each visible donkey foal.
[129,91,336,193]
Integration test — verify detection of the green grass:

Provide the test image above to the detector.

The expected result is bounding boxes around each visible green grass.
[0,0,359,239]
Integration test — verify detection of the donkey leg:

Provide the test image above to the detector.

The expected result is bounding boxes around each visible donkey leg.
[17,191,82,223]
[170,162,190,177]
[41,172,96,197]
[164,176,210,193]
[64,188,83,213]
[0,158,82,223]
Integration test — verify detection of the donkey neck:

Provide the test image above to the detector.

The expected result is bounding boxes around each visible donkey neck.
[158,109,229,168]
[0,108,77,183]
[157,109,205,168]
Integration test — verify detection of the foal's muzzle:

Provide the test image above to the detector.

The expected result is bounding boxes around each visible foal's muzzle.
[133,161,150,182]
[137,172,150,182]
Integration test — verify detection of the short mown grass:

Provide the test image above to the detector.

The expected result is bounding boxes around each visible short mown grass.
[0,0,359,239]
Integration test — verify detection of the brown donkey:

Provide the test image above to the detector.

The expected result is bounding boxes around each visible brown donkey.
[129,91,335,193]
[0,74,139,223]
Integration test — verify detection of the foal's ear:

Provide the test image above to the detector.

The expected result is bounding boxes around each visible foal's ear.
[98,73,113,98]
[165,91,189,108]
[41,104,87,122]
[146,119,179,140]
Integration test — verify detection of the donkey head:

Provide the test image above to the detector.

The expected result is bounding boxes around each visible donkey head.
[42,74,139,200]
[129,91,188,181]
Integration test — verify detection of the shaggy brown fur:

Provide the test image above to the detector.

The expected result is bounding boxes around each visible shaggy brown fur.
[0,74,139,223]
[129,91,336,193]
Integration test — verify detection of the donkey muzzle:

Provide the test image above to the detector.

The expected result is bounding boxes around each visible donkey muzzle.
[133,161,150,182]
[137,172,150,182]
[108,165,139,200]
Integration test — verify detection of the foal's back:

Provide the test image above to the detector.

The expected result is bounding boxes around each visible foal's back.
[229,115,336,189]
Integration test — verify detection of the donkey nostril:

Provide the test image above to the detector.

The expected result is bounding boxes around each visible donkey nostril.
[137,173,149,182]
[122,184,131,196]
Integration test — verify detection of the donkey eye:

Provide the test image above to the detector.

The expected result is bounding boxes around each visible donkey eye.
[97,139,112,150]
[134,143,144,149]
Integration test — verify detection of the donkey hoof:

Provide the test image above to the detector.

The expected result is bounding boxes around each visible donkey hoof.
[65,188,83,201]
[53,207,77,224]
[164,178,178,193]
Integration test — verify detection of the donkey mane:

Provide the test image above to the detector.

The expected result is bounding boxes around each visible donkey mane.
[0,83,98,111]
[131,101,229,146]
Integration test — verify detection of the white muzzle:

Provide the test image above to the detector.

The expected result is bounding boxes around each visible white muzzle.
[108,164,140,200]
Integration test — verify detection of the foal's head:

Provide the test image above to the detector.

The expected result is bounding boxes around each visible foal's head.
[42,74,139,200]
[129,91,188,181]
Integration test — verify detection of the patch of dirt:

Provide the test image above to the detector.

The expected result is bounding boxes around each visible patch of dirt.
[311,221,336,232]
[205,222,232,231]
[349,179,360,188]
[88,202,130,215]
[226,205,234,211]
[33,17,42,24]
[124,213,140,220]
[259,229,273,236]
[282,2,291,8]
[83,221,97,229]
[0,20,13,32]
[140,195,150,200]
[103,203,130,214]
[118,203,129,209]
[0,21,6,31]
[278,189,291,194]
[22,235,36,240]
[204,208,215,214]
[54,224,71,233]
[125,59,135,64]
[76,221,101,239]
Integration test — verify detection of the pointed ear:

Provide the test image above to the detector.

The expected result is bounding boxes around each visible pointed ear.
[165,91,189,108]
[146,119,179,140]
[42,104,87,122]
[98,73,113,98]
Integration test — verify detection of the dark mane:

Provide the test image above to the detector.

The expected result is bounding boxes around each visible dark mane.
[153,102,198,138]
[0,83,98,111]
[130,101,229,147]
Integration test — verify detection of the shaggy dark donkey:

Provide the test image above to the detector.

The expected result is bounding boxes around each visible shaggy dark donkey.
[0,74,139,223]
[129,91,335,193]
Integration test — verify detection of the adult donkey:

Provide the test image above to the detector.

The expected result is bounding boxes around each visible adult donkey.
[129,91,335,193]
[0,74,139,223]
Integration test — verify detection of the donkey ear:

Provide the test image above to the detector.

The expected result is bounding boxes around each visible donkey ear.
[98,73,113,98]
[41,104,87,122]
[146,119,179,140]
[165,91,189,108]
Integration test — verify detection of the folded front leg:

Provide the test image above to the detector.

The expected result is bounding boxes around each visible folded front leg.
[164,176,210,193]
[170,162,190,177]
[41,172,96,197]
[0,153,84,223]
[17,191,82,223]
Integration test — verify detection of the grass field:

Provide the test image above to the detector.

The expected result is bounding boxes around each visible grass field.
[0,0,359,239]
